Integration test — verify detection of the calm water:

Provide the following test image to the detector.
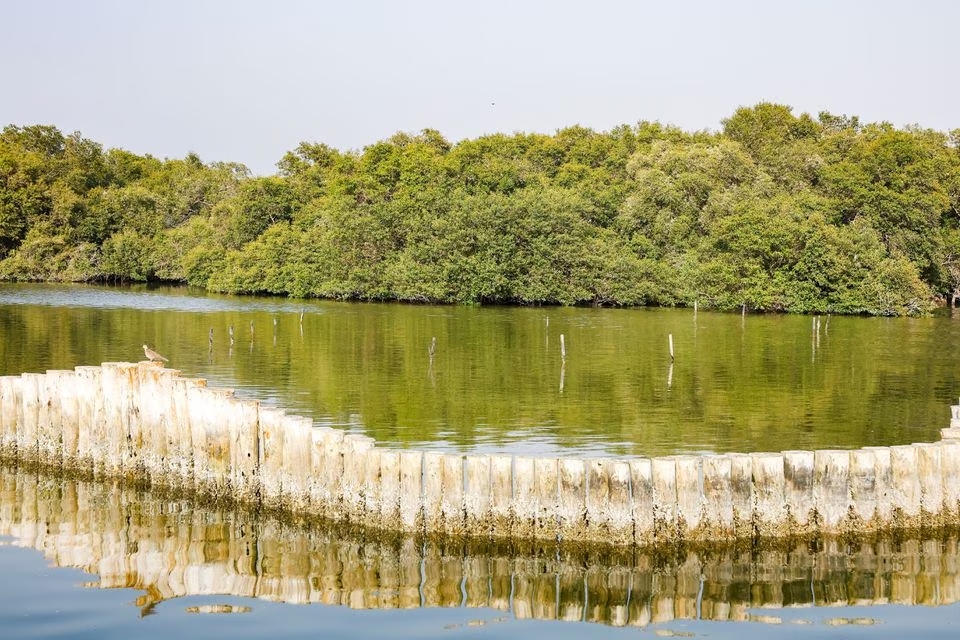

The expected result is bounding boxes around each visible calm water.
[0,282,958,456]
[2,464,960,640]
[3,283,960,638]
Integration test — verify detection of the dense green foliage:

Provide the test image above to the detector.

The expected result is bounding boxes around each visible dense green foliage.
[2,104,960,315]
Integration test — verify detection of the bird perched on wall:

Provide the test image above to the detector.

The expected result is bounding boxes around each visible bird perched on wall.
[142,344,169,363]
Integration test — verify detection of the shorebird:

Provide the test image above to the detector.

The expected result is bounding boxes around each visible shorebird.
[142,344,169,363]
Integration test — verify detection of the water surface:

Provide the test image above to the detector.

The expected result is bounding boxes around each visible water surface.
[2,464,960,639]
[1,283,958,456]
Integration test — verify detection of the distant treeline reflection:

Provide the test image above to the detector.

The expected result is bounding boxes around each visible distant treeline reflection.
[1,463,958,627]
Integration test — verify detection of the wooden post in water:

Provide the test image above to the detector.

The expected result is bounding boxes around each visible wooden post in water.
[668,334,674,363]
[560,334,566,361]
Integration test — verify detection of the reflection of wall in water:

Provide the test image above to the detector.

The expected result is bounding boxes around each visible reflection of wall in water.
[1,465,958,627]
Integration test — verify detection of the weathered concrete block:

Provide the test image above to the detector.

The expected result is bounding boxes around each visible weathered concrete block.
[512,456,536,539]
[599,459,633,547]
[231,399,262,503]
[134,364,164,479]
[258,406,286,509]
[34,371,57,464]
[422,451,445,534]
[440,453,465,536]
[783,450,815,531]
[100,363,139,477]
[281,415,312,512]
[309,426,328,516]
[185,386,233,493]
[850,448,879,526]
[916,443,944,524]
[489,455,514,537]
[73,366,102,471]
[728,453,753,537]
[19,373,43,465]
[534,457,559,540]
[166,376,201,485]
[42,370,76,465]
[342,434,374,523]
[585,459,610,542]
[865,446,893,522]
[361,447,384,530]
[651,457,677,542]
[0,376,23,458]
[890,445,922,527]
[378,449,401,531]
[399,450,423,531]
[702,454,734,539]
[814,450,850,532]
[674,455,702,536]
[751,453,787,537]
[630,458,654,546]
[941,440,960,517]
[463,454,491,537]
[558,458,586,544]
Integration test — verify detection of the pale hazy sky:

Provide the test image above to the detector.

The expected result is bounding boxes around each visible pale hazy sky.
[3,0,957,175]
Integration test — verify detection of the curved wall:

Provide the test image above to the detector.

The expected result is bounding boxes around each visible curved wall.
[1,362,959,545]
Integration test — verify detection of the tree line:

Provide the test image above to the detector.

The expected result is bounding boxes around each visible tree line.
[2,103,959,315]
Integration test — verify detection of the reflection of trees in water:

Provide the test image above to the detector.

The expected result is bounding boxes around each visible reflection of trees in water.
[1,463,958,627]
[1,287,957,457]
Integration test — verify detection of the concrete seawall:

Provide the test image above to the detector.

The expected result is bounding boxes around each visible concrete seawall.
[2,361,960,546]
[3,465,958,627]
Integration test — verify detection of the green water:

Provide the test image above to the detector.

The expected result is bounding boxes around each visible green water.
[1,282,958,456]
[4,282,960,639]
